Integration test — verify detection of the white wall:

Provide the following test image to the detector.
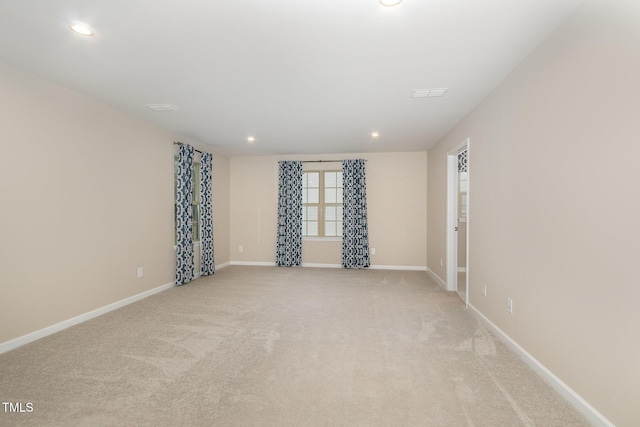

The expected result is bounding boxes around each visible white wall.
[427,1,640,425]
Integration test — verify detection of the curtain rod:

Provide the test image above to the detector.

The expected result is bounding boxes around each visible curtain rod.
[302,159,366,163]
[173,141,204,154]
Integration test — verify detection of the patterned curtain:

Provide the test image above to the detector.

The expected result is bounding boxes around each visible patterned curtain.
[458,148,468,172]
[276,161,303,267]
[175,143,194,285]
[342,159,370,269]
[200,152,215,276]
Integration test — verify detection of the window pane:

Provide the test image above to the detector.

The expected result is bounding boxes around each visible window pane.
[337,206,343,219]
[325,206,336,220]
[193,164,201,203]
[308,172,319,188]
[308,189,319,204]
[337,172,343,187]
[337,188,343,204]
[461,194,468,216]
[325,188,336,203]
[302,189,308,203]
[307,221,318,236]
[325,222,336,236]
[459,173,469,192]
[325,172,336,187]
[193,204,200,241]
[307,206,318,221]
[337,221,343,237]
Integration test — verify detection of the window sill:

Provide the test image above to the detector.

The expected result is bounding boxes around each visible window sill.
[303,237,342,242]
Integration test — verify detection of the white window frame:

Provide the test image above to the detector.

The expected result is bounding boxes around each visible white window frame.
[302,170,343,239]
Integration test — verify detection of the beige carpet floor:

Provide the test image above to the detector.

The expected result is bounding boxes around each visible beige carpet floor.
[0,266,590,426]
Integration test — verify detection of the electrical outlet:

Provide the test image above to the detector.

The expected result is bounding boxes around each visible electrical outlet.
[482,283,487,297]
[507,297,513,314]
[371,248,376,255]
[137,267,144,278]
[239,245,244,253]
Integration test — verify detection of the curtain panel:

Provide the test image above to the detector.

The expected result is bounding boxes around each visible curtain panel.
[200,152,215,276]
[276,161,303,267]
[175,143,195,285]
[342,159,370,269]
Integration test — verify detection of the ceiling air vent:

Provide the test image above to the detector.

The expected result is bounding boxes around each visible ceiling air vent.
[145,104,179,112]
[412,88,448,98]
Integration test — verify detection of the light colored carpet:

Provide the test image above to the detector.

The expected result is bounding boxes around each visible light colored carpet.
[0,266,590,426]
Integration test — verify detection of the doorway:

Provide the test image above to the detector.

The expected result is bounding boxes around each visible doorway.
[446,139,469,305]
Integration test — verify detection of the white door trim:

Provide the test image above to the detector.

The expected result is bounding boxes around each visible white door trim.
[446,151,458,292]
[447,138,470,305]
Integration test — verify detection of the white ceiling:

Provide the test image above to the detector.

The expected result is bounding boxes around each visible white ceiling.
[0,0,583,156]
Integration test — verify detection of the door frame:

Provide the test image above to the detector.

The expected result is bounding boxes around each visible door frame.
[446,138,470,305]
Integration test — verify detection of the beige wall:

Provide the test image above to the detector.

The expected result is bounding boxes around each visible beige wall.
[0,61,230,344]
[211,152,231,268]
[231,152,427,268]
[427,1,640,425]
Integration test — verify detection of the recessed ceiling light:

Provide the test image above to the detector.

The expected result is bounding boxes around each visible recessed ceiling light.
[145,104,179,112]
[379,0,402,6]
[371,132,380,138]
[247,136,255,143]
[412,88,449,98]
[428,88,448,97]
[69,22,94,36]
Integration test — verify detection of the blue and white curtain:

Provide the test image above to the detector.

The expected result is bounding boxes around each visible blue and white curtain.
[276,161,303,267]
[342,159,370,268]
[175,143,195,285]
[200,152,215,276]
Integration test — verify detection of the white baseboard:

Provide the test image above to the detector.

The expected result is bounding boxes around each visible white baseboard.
[215,261,231,270]
[426,268,448,290]
[468,303,614,427]
[301,263,342,268]
[230,261,427,271]
[369,264,427,271]
[0,281,176,355]
[230,261,277,267]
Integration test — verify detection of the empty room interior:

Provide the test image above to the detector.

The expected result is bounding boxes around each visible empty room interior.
[1,0,638,426]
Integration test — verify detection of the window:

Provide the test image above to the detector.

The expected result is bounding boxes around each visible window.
[459,171,468,219]
[174,158,200,242]
[302,171,343,237]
